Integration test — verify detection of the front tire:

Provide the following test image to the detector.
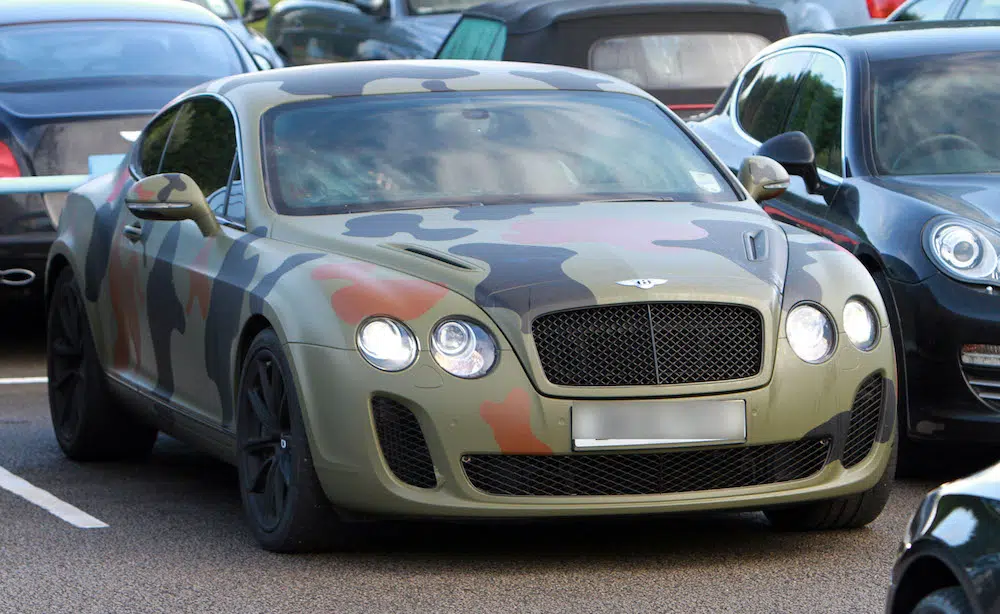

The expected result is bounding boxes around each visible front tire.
[46,267,157,461]
[765,431,896,531]
[235,329,346,552]
[912,587,973,614]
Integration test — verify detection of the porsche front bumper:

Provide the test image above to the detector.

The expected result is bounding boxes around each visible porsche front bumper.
[286,334,896,519]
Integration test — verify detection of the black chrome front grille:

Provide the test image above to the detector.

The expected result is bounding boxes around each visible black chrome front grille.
[463,439,830,497]
[962,365,1000,411]
[531,303,763,387]
[372,397,436,488]
[843,374,885,469]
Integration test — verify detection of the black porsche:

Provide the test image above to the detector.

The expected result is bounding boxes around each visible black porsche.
[0,0,256,303]
[687,21,1000,472]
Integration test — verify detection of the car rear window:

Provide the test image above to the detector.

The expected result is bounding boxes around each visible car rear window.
[589,33,771,90]
[0,21,244,85]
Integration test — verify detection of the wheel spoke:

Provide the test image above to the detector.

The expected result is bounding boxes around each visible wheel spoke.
[51,368,77,391]
[248,457,273,494]
[257,360,274,410]
[247,389,277,434]
[242,436,277,455]
[277,451,293,486]
[266,460,286,518]
[273,373,287,428]
[52,338,81,358]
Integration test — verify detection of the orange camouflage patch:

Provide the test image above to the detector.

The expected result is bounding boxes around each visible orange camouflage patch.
[132,184,157,201]
[310,262,448,325]
[480,388,552,454]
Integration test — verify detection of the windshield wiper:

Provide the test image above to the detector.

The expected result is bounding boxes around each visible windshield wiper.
[582,196,675,203]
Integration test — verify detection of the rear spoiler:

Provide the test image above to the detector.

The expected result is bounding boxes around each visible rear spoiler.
[0,154,126,195]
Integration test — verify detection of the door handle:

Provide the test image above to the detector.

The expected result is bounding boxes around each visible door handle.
[122,223,143,242]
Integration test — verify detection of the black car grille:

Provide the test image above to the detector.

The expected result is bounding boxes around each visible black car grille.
[463,439,830,497]
[842,374,885,469]
[531,303,763,387]
[962,365,1000,412]
[371,397,437,489]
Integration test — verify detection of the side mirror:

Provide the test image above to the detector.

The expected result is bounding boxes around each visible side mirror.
[756,131,822,194]
[243,0,271,23]
[353,0,387,15]
[125,173,220,237]
[738,156,790,202]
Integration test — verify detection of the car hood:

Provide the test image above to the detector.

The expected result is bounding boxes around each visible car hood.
[876,174,1000,227]
[271,200,788,337]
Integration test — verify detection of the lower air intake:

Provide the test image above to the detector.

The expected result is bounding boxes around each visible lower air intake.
[372,396,437,488]
[463,439,830,496]
[842,374,885,469]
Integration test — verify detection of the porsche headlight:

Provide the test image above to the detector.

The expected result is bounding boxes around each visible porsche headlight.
[357,318,417,372]
[843,299,878,351]
[787,304,836,363]
[924,217,1000,284]
[430,319,497,378]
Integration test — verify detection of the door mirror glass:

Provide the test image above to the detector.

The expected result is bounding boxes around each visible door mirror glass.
[756,131,822,194]
[125,173,221,237]
[738,155,790,202]
[353,0,387,15]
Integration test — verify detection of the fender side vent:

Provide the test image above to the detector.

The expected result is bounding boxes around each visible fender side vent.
[384,243,478,271]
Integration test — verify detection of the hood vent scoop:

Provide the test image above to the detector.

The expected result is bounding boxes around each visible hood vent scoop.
[384,243,479,271]
[743,230,769,262]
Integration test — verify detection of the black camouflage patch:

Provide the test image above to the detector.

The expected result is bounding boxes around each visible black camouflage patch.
[252,65,480,97]
[344,213,476,241]
[147,224,186,399]
[248,253,325,314]
[156,174,188,202]
[84,201,123,302]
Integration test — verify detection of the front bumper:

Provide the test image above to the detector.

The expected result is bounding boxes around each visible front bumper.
[286,330,896,519]
[891,273,1000,443]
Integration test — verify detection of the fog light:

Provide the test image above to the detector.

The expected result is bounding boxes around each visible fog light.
[961,344,1000,367]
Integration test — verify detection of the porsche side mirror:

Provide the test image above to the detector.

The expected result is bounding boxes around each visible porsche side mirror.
[756,131,822,194]
[353,0,387,15]
[125,173,220,237]
[243,0,271,23]
[738,155,790,202]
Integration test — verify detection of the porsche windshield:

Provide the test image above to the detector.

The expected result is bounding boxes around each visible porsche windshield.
[0,21,243,85]
[873,51,1000,175]
[262,91,738,214]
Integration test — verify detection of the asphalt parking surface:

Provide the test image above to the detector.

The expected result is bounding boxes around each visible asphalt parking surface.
[0,309,995,614]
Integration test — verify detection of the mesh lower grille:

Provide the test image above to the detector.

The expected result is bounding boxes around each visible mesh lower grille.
[962,365,1000,411]
[463,439,830,496]
[372,397,436,489]
[842,374,885,469]
[531,303,763,387]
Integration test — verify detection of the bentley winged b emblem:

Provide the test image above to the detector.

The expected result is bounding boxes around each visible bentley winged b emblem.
[616,278,668,290]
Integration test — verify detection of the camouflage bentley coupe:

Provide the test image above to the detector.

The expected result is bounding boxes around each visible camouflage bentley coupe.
[45,60,897,551]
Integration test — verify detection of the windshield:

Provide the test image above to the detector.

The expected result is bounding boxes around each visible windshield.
[187,0,238,20]
[261,91,738,215]
[409,0,485,15]
[0,21,243,86]
[872,51,1000,175]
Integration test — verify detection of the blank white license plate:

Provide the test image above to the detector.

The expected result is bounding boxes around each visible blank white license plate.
[572,399,746,451]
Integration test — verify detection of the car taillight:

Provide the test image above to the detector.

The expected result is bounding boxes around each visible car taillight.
[867,0,905,18]
[0,142,20,178]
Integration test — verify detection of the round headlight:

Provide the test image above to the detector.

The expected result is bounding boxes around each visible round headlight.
[843,299,878,351]
[926,218,1000,283]
[431,319,497,378]
[786,304,835,363]
[357,318,417,372]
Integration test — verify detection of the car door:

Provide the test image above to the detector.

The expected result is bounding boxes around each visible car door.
[127,96,244,427]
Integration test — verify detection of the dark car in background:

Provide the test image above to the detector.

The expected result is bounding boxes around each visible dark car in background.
[0,0,257,303]
[182,0,286,68]
[885,461,999,614]
[435,0,789,117]
[266,0,478,65]
[888,0,1000,22]
[687,22,1000,473]
[749,0,904,32]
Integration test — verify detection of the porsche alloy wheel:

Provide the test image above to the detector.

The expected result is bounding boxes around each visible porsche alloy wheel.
[236,329,344,552]
[47,267,157,461]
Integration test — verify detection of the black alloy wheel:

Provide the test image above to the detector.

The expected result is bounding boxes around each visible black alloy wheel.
[49,277,87,443]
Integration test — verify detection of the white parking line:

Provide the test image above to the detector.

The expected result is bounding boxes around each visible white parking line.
[0,466,108,529]
[0,376,47,385]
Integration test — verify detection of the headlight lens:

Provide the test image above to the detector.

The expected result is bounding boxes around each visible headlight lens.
[357,318,417,372]
[431,319,497,378]
[924,217,1000,284]
[843,299,878,351]
[787,304,836,363]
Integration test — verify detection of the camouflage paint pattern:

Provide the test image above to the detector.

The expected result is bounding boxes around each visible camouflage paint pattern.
[47,60,895,518]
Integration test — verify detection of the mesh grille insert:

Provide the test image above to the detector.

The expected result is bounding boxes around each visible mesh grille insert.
[463,439,830,497]
[372,396,436,489]
[532,303,763,387]
[962,365,1000,412]
[842,374,885,469]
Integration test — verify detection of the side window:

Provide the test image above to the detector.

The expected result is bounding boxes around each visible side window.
[958,0,1000,18]
[159,97,237,199]
[736,52,811,144]
[785,54,845,175]
[436,17,506,60]
[138,106,181,176]
[892,0,953,20]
